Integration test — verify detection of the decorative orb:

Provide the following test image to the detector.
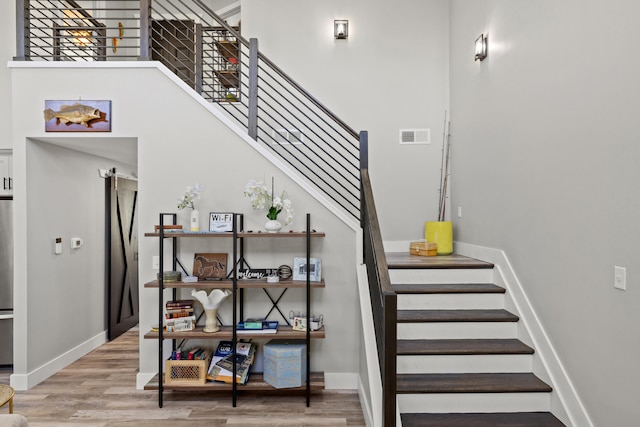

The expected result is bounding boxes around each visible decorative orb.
[278,265,292,280]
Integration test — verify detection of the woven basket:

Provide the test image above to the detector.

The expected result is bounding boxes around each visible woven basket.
[165,359,209,385]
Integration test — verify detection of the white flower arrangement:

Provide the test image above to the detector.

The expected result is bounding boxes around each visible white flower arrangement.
[244,178,294,225]
[177,183,201,210]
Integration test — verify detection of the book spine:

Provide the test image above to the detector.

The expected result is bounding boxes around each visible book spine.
[165,311,194,319]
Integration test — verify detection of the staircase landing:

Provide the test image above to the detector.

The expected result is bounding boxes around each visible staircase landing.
[386,253,494,269]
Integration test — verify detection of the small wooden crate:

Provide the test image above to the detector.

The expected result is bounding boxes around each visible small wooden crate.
[165,359,209,385]
[409,240,437,257]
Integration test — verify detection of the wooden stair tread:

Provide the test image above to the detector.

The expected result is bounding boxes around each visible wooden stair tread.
[397,339,534,355]
[386,253,494,269]
[392,283,505,294]
[398,309,519,323]
[397,373,552,394]
[401,412,565,427]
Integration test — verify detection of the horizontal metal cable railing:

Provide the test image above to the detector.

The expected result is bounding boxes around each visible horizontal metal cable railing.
[16,0,361,221]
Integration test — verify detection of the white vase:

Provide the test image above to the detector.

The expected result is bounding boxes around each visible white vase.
[203,308,219,333]
[265,219,282,233]
[190,209,199,232]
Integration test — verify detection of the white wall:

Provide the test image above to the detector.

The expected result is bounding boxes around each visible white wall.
[9,63,360,388]
[450,1,640,425]
[242,0,450,241]
[0,1,16,149]
[132,66,360,384]
[10,133,134,385]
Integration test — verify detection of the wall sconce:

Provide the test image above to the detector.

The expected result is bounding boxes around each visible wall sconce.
[475,33,488,61]
[334,20,349,39]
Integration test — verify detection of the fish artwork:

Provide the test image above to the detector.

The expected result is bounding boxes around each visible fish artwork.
[43,102,102,127]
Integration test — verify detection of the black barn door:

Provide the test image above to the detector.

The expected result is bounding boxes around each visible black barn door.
[106,175,139,340]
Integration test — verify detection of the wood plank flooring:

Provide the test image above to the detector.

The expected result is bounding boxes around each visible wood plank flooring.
[0,327,366,426]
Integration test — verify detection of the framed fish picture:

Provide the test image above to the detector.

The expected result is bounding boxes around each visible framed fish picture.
[44,100,112,132]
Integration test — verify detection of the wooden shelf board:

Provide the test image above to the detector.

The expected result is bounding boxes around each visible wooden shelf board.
[144,325,325,340]
[144,279,325,289]
[214,40,239,61]
[144,231,325,238]
[144,231,234,237]
[237,231,326,238]
[144,372,325,392]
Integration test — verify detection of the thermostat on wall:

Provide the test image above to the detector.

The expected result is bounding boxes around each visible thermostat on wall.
[71,237,83,249]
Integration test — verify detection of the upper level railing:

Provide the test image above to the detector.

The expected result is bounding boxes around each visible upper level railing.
[15,0,361,222]
[360,132,397,426]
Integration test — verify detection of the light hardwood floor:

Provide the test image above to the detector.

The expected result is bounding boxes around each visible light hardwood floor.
[0,327,366,426]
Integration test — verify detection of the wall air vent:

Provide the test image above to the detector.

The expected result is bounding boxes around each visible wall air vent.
[273,129,304,145]
[399,129,430,145]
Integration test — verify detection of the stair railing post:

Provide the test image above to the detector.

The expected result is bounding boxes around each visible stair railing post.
[248,38,259,140]
[359,131,368,229]
[383,291,397,427]
[139,0,151,60]
[14,0,28,60]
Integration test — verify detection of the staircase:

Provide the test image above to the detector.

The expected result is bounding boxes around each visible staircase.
[386,253,565,426]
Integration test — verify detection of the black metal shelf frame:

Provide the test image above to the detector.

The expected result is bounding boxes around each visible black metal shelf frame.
[153,212,315,407]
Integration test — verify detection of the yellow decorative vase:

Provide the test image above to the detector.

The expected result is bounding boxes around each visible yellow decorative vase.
[425,221,453,255]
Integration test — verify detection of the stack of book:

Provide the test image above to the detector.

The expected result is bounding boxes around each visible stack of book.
[165,299,195,332]
[207,341,256,384]
[169,347,212,361]
[236,319,279,334]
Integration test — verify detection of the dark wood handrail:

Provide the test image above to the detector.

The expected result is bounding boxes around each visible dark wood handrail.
[360,133,397,426]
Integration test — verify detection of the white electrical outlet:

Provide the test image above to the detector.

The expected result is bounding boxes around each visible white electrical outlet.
[614,266,627,290]
[152,256,160,270]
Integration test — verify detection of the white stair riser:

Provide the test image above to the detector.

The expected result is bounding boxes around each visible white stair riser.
[397,354,533,374]
[397,293,504,310]
[389,269,494,284]
[398,322,517,340]
[397,392,550,414]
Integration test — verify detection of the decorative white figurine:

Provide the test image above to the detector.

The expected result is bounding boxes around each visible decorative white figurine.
[191,289,231,332]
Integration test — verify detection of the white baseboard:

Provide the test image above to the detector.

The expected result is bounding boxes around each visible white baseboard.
[358,375,375,427]
[137,372,156,390]
[324,372,358,390]
[10,330,107,390]
[455,242,593,427]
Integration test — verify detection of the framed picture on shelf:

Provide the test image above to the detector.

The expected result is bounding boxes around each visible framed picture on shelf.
[209,212,234,232]
[193,253,227,280]
[293,257,321,282]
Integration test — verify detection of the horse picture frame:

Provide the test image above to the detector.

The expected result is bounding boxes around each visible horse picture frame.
[193,253,227,280]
